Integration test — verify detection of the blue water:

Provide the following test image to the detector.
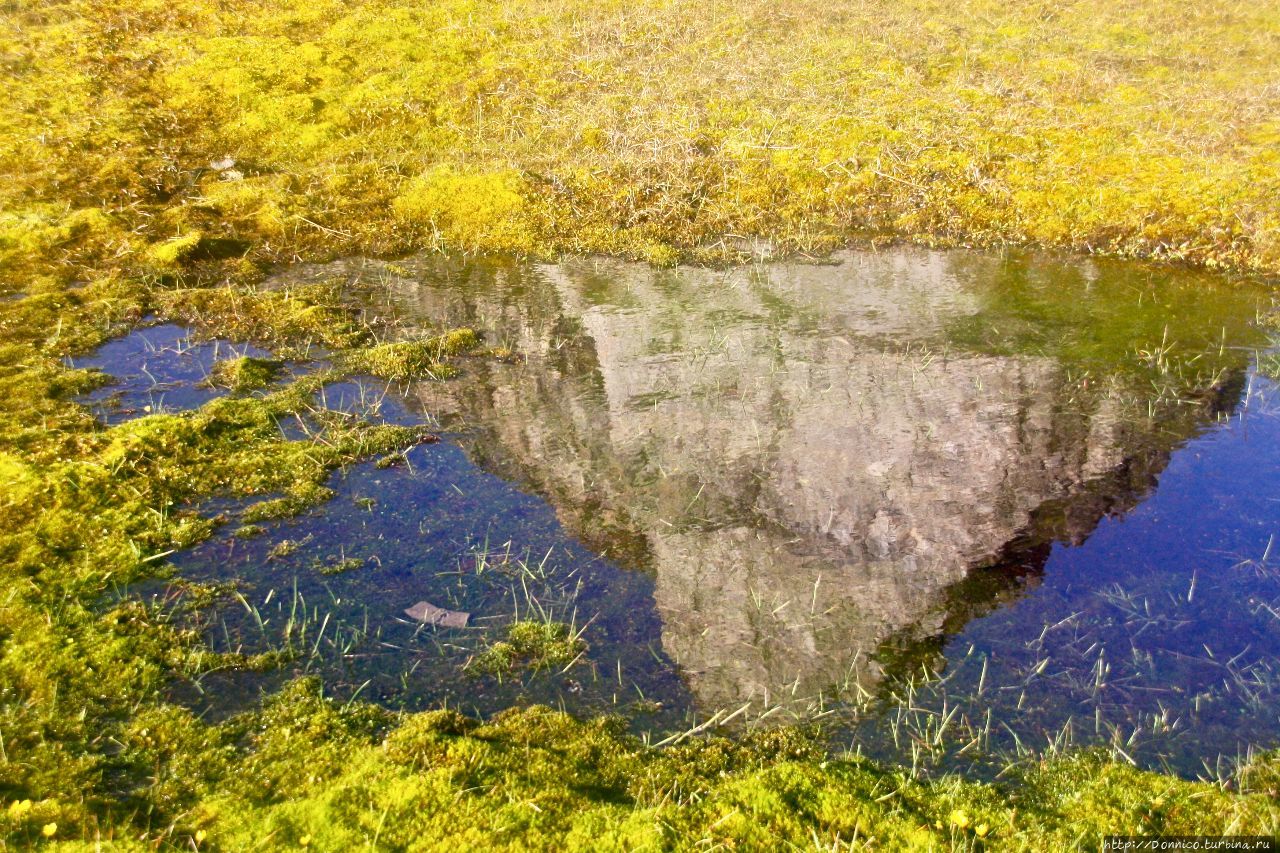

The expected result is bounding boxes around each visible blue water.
[76,335,690,731]
[925,369,1280,774]
[71,323,281,422]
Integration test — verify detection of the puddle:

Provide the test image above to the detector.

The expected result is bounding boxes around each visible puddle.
[265,248,1280,774]
[83,248,1280,775]
[71,323,292,422]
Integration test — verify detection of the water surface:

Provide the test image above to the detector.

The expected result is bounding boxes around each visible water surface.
[284,249,1280,773]
[87,248,1280,774]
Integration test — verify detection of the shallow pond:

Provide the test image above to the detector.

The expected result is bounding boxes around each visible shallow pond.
[83,248,1280,775]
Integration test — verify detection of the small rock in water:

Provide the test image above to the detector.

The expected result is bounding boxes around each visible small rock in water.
[404,600,470,628]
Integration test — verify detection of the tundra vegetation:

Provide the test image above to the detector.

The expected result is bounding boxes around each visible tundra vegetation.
[0,0,1278,848]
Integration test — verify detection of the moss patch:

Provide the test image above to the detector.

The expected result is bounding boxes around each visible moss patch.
[346,328,481,381]
[472,620,588,676]
[167,682,1280,851]
[3,0,1277,279]
[207,355,284,392]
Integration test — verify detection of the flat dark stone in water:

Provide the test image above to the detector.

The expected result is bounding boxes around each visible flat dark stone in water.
[404,600,469,628]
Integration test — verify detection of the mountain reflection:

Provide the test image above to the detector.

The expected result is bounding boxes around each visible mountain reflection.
[284,250,1261,712]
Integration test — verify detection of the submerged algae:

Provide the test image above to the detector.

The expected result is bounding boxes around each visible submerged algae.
[206,355,284,392]
[346,328,481,381]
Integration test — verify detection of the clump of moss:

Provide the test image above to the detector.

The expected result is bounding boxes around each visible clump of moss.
[241,482,337,523]
[207,355,283,392]
[393,167,539,254]
[147,231,204,270]
[487,345,522,363]
[156,284,368,355]
[5,0,1278,293]
[472,620,587,675]
[375,452,406,468]
[381,708,477,769]
[171,579,240,611]
[346,328,480,381]
[267,538,306,560]
[233,523,265,539]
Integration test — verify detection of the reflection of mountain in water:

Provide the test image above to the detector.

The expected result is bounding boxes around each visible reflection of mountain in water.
[277,250,1258,711]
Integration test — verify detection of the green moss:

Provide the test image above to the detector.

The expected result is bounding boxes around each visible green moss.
[242,483,337,523]
[171,579,239,610]
[472,620,588,676]
[0,266,485,842]
[207,355,283,392]
[171,687,1280,850]
[147,232,204,270]
[156,284,368,355]
[346,328,480,381]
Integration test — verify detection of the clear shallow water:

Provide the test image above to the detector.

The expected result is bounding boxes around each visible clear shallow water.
[82,249,1280,775]
[173,434,688,729]
[77,325,691,733]
[915,374,1280,774]
[70,323,281,422]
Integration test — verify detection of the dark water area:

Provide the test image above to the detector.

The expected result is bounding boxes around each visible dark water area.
[79,249,1280,776]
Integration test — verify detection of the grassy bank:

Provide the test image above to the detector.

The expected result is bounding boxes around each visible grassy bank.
[2,0,1279,277]
[1,0,1279,848]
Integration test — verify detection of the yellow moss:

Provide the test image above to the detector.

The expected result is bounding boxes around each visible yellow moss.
[206,355,283,392]
[146,232,204,270]
[197,176,296,237]
[2,0,1274,274]
[347,328,480,380]
[393,167,537,254]
[155,284,367,353]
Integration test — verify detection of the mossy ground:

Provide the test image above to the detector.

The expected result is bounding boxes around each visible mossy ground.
[0,0,1278,848]
[59,679,1280,850]
[2,0,1278,279]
